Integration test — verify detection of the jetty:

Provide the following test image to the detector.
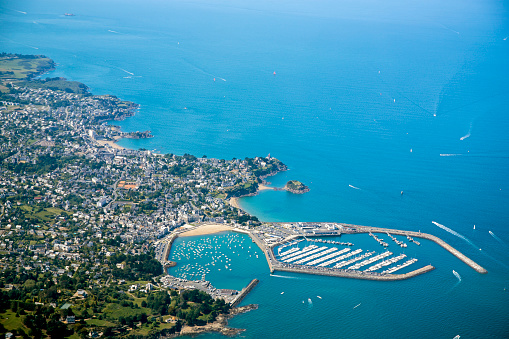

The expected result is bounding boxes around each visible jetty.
[273,263,435,281]
[230,279,259,307]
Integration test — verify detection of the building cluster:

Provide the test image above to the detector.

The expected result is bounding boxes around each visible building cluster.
[0,81,286,290]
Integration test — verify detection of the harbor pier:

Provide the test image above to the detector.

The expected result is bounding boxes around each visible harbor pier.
[230,279,259,307]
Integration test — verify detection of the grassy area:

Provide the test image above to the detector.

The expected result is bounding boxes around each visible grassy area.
[20,205,68,222]
[102,303,151,319]
[20,78,88,94]
[86,318,116,327]
[0,55,54,80]
[131,322,175,336]
[0,310,29,332]
[66,333,81,339]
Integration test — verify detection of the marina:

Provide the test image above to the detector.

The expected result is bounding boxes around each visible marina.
[364,254,407,272]
[382,259,419,274]
[157,221,487,290]
[334,251,373,268]
[319,249,363,267]
[306,248,351,266]
[347,251,393,270]
[293,247,339,265]
[279,245,318,261]
[284,246,328,263]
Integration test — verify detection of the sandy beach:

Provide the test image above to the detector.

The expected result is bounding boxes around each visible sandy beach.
[96,136,125,150]
[179,223,234,237]
[228,184,275,210]
[229,197,242,209]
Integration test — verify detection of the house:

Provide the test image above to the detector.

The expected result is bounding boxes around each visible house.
[74,289,88,298]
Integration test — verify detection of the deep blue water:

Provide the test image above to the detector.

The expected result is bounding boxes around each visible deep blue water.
[2,0,508,337]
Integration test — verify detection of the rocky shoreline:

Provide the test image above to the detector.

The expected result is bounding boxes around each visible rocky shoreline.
[174,304,259,337]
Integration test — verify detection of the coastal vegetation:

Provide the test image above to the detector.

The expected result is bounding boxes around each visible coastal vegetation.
[0,53,55,81]
[20,77,89,95]
[284,180,310,194]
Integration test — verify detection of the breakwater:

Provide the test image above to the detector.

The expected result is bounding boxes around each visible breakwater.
[272,264,435,281]
[230,279,260,307]
[246,231,276,273]
[342,225,487,274]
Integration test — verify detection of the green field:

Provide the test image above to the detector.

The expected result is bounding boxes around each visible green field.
[20,78,88,94]
[102,303,152,319]
[20,205,69,222]
[0,310,30,333]
[0,55,54,80]
[85,318,116,327]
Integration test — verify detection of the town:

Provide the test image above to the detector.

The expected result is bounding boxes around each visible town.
[0,53,287,338]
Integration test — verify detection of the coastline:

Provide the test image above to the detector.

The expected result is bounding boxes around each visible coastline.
[229,197,241,209]
[176,304,258,337]
[179,224,234,237]
[228,184,276,211]
[96,135,125,150]
[258,184,275,191]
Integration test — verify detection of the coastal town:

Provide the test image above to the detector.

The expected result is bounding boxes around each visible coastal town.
[0,53,292,338]
[0,53,488,338]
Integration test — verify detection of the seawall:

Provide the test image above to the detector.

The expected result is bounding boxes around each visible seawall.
[272,264,435,281]
[230,279,259,307]
[245,231,275,273]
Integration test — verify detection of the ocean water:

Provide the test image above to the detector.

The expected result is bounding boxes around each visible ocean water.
[1,0,508,337]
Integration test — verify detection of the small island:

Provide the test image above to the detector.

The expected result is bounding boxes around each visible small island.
[284,180,310,194]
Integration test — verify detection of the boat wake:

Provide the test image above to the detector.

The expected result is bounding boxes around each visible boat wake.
[119,68,134,75]
[440,154,464,157]
[439,23,460,35]
[447,271,462,293]
[307,298,313,306]
[108,30,120,34]
[460,122,473,140]
[460,133,470,141]
[489,231,507,247]
[182,59,226,82]
[433,222,509,270]
[353,303,361,309]
[432,221,478,249]
[453,270,461,282]
[270,274,301,280]
[349,184,361,190]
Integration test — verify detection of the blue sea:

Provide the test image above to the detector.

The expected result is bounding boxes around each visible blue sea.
[2,0,508,337]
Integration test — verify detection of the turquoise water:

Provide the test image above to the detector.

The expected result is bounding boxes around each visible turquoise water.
[2,0,508,337]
